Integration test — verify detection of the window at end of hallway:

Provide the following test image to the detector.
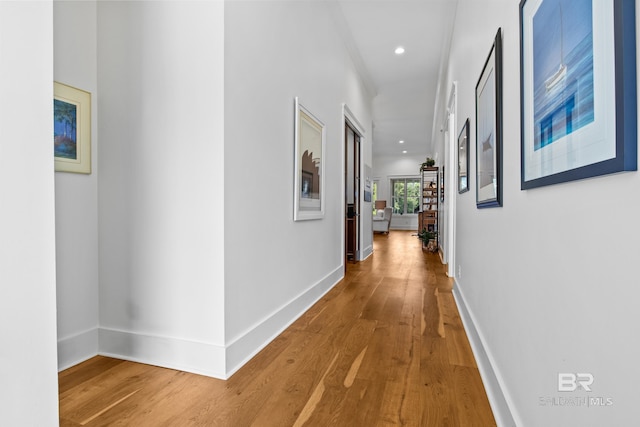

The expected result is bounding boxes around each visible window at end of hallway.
[391,178,420,215]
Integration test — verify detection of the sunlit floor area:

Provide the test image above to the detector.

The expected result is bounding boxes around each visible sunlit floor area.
[59,230,495,426]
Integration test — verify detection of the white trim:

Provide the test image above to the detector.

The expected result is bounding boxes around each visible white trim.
[453,281,521,427]
[445,82,457,277]
[99,328,227,379]
[343,103,367,261]
[389,225,417,231]
[343,104,366,137]
[57,327,99,371]
[225,265,343,378]
[361,244,373,260]
[60,265,344,380]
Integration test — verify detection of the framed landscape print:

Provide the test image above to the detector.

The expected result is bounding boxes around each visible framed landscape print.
[294,97,325,221]
[54,81,91,174]
[458,118,470,194]
[476,28,503,208]
[520,0,636,189]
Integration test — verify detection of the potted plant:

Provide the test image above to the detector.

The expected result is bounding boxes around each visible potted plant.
[420,157,436,169]
[417,228,437,252]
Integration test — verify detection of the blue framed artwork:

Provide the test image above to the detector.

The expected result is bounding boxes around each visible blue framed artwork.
[476,28,503,208]
[520,0,636,189]
[54,82,91,174]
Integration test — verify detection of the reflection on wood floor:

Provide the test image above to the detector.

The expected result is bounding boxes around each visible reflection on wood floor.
[59,230,496,426]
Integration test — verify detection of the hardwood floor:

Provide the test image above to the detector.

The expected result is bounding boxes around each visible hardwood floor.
[59,231,496,426]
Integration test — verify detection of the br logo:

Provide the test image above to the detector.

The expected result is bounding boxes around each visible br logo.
[558,373,594,392]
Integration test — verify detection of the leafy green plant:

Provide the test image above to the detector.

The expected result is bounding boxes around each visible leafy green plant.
[417,228,436,245]
[420,157,436,169]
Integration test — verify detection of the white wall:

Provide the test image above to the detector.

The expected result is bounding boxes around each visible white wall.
[373,153,425,230]
[97,0,227,378]
[223,1,373,374]
[54,0,100,371]
[439,0,640,425]
[52,0,374,381]
[0,1,60,425]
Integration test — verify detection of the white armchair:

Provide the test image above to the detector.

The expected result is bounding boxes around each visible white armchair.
[373,207,393,234]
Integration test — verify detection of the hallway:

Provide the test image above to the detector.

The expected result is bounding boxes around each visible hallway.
[59,231,495,426]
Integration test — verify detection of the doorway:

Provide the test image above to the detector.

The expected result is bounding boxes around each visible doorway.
[442,82,457,277]
[345,119,361,263]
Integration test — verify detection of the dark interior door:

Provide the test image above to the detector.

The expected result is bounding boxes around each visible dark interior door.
[345,121,360,262]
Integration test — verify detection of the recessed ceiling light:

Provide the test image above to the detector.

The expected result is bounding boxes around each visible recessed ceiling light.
[402,150,407,154]
[395,46,405,55]
[399,140,405,144]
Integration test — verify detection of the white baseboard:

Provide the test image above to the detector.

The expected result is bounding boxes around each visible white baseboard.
[361,244,373,260]
[59,266,344,381]
[453,281,520,427]
[58,327,99,371]
[389,225,417,231]
[98,328,226,379]
[224,265,344,378]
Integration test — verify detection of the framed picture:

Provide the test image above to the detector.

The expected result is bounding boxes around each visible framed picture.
[54,81,91,174]
[458,118,470,193]
[476,28,503,208]
[520,0,636,189]
[294,97,325,221]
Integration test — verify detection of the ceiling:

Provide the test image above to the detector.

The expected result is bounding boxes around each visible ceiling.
[333,0,458,158]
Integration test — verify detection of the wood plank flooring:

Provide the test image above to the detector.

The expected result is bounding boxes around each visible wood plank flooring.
[59,231,496,426]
